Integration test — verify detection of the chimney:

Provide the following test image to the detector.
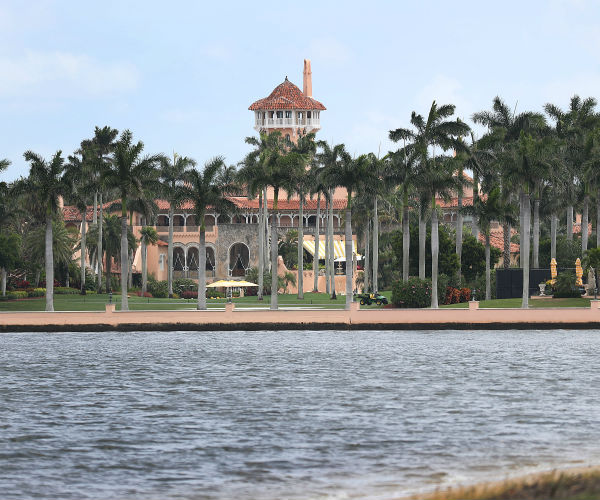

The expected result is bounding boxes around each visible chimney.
[303,59,312,97]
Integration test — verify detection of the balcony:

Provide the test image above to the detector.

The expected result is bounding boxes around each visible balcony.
[254,117,321,131]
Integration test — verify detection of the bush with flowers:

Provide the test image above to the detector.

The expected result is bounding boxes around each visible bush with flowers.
[392,277,432,308]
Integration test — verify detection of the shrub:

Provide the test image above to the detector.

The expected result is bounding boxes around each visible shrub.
[391,277,432,308]
[181,290,197,299]
[7,290,28,300]
[553,271,582,298]
[27,287,46,297]
[55,287,79,295]
[460,287,471,302]
[173,278,198,296]
[135,291,153,298]
[207,289,224,298]
[147,280,169,298]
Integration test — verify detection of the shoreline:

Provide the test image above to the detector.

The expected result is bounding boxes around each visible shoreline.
[3,302,600,331]
[403,464,600,500]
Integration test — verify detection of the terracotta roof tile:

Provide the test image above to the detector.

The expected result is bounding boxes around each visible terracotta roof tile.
[249,78,326,111]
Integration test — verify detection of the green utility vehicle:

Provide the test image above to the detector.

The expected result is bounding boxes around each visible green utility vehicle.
[356,292,388,306]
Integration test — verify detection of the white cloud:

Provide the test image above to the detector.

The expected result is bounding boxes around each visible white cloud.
[0,50,139,98]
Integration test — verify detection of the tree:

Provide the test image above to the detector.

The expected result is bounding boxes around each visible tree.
[184,157,237,310]
[324,151,371,309]
[462,186,516,299]
[583,247,600,299]
[387,147,419,282]
[286,132,316,299]
[392,101,469,307]
[82,126,119,293]
[0,158,17,295]
[238,144,269,300]
[22,151,66,311]
[158,152,195,298]
[0,232,20,296]
[473,97,547,270]
[102,130,162,310]
[139,226,158,295]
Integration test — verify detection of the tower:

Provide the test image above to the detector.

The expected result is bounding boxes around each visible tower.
[248,59,326,142]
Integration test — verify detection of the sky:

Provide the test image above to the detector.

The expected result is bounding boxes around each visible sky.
[1,0,599,181]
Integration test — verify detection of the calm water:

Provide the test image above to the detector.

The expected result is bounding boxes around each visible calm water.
[2,330,600,500]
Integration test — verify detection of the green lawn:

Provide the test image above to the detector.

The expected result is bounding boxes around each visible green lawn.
[0,291,359,312]
[441,297,593,308]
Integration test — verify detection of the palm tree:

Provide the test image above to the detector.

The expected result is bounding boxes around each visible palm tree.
[0,158,13,295]
[287,132,316,299]
[184,157,237,310]
[22,151,66,311]
[316,141,349,299]
[158,152,195,298]
[82,126,119,292]
[391,101,469,306]
[102,130,162,311]
[463,186,516,299]
[387,147,419,282]
[322,148,370,309]
[504,133,551,308]
[65,150,96,294]
[545,96,599,246]
[473,97,546,271]
[239,136,272,300]
[309,160,330,293]
[139,226,158,295]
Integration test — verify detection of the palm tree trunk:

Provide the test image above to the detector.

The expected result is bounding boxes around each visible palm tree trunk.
[97,193,103,293]
[485,233,491,301]
[567,205,573,241]
[533,195,540,268]
[472,174,479,240]
[128,249,133,289]
[325,196,330,294]
[270,190,279,310]
[418,204,426,280]
[503,223,511,269]
[105,249,111,294]
[141,232,148,295]
[45,212,54,312]
[313,193,321,292]
[582,194,589,256]
[456,170,463,281]
[257,191,264,300]
[1,267,6,297]
[297,196,304,299]
[364,219,371,293]
[329,191,336,299]
[264,187,269,271]
[431,201,439,309]
[197,228,207,310]
[65,265,69,288]
[345,200,353,310]
[597,191,600,248]
[372,196,379,292]
[402,193,410,282]
[120,213,129,311]
[521,192,531,309]
[80,218,87,294]
[551,213,557,261]
[168,206,174,298]
[93,192,98,225]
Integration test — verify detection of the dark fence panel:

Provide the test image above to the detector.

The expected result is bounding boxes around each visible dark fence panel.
[496,268,553,299]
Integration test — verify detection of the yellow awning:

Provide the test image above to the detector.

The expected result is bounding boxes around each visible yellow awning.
[302,238,361,261]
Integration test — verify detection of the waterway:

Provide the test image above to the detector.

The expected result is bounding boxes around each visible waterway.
[2,330,600,499]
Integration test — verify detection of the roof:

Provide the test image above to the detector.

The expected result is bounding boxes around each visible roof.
[249,78,326,111]
[63,196,347,221]
[478,228,520,253]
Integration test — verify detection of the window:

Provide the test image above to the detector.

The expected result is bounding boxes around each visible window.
[307,111,311,119]
[285,111,292,119]
[276,111,283,118]
[285,134,290,142]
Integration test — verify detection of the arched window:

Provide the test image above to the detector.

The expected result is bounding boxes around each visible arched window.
[229,243,250,277]
[173,247,185,272]
[187,247,199,272]
[206,247,216,277]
